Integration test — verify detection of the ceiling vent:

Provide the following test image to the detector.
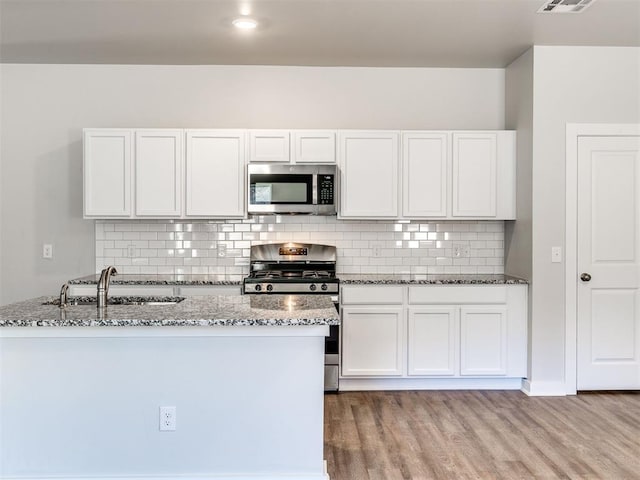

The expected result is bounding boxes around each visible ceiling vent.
[538,0,597,13]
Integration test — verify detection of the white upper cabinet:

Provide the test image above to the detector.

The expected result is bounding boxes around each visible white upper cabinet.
[135,130,183,217]
[338,131,400,219]
[185,130,246,218]
[339,130,515,220]
[291,130,336,163]
[248,130,290,163]
[84,129,132,217]
[402,132,449,217]
[452,131,516,219]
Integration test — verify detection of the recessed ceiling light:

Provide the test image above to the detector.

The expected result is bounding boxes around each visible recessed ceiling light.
[233,18,258,29]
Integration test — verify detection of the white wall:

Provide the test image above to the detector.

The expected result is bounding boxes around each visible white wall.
[0,64,506,305]
[529,46,640,391]
[505,47,534,376]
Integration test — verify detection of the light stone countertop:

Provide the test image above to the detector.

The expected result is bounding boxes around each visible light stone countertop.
[68,274,242,286]
[338,274,528,285]
[0,295,340,328]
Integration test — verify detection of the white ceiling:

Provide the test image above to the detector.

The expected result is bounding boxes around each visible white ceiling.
[1,0,639,68]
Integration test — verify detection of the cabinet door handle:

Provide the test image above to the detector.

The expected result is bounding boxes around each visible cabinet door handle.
[580,273,592,282]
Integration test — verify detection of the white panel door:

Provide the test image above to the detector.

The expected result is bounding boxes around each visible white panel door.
[452,132,497,217]
[338,131,399,218]
[135,130,183,216]
[248,130,290,162]
[460,306,507,376]
[402,132,449,217]
[83,129,132,217]
[185,130,245,217]
[341,307,404,376]
[577,136,640,390]
[292,130,336,163]
[407,307,458,376]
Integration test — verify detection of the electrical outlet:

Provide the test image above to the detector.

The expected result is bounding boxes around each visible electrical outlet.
[43,244,53,259]
[453,243,470,258]
[159,406,176,431]
[373,246,382,258]
[217,243,227,257]
[127,245,136,257]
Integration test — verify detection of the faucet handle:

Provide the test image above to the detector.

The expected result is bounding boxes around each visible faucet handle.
[59,282,70,308]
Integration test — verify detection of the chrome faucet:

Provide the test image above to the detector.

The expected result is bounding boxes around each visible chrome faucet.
[97,266,118,308]
[59,283,69,308]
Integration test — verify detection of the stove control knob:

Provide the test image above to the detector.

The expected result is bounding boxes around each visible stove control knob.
[255,284,262,292]
[321,283,328,291]
[309,284,317,292]
[266,284,273,292]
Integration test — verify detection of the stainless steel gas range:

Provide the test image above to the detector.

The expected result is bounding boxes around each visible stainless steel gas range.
[243,243,340,391]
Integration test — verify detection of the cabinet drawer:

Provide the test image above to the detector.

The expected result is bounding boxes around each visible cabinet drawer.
[408,285,507,305]
[341,285,404,305]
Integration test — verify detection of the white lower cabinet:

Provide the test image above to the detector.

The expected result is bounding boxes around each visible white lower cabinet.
[340,284,527,388]
[408,307,458,376]
[459,306,508,376]
[341,307,404,376]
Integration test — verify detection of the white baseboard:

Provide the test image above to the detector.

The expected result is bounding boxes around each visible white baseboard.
[522,379,568,396]
[339,377,525,391]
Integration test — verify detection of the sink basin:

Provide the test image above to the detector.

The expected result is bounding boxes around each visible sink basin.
[44,296,186,306]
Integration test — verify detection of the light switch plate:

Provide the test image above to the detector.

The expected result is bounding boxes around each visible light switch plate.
[551,246,562,263]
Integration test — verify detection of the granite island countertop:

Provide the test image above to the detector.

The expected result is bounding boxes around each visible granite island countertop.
[0,294,339,328]
[338,274,528,285]
[68,274,243,286]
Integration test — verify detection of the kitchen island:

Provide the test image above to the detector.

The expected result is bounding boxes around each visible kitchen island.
[0,294,338,480]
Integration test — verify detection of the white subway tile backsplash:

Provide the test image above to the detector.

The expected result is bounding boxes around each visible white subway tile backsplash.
[95,219,506,275]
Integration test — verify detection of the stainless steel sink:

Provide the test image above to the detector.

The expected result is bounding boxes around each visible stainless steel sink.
[44,296,186,306]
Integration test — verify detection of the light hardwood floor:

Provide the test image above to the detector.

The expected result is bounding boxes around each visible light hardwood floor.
[324,390,640,480]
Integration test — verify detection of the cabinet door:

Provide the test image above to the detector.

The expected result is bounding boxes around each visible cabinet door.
[408,307,458,376]
[452,132,497,217]
[83,129,132,217]
[292,130,336,163]
[402,132,449,217]
[460,306,507,375]
[135,130,183,216]
[248,130,290,162]
[338,131,399,218]
[341,306,404,376]
[185,130,245,217]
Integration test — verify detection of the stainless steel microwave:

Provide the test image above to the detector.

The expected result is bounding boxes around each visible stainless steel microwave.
[247,164,337,215]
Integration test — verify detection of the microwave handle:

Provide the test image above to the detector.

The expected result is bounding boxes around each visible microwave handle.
[312,173,318,206]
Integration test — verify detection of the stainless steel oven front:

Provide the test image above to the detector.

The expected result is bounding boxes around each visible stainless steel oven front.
[243,242,340,391]
[247,164,336,215]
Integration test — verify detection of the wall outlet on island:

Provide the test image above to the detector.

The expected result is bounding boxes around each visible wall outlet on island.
[159,406,176,431]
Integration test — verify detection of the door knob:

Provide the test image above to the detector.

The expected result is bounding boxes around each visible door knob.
[580,273,592,282]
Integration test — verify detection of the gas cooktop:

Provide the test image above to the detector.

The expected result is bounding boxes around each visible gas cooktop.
[243,243,339,294]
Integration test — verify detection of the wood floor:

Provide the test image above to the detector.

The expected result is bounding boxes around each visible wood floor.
[324,390,640,480]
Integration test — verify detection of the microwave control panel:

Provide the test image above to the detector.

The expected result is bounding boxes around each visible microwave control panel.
[318,175,334,205]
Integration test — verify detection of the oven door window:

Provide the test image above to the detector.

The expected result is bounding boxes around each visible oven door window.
[250,174,313,204]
